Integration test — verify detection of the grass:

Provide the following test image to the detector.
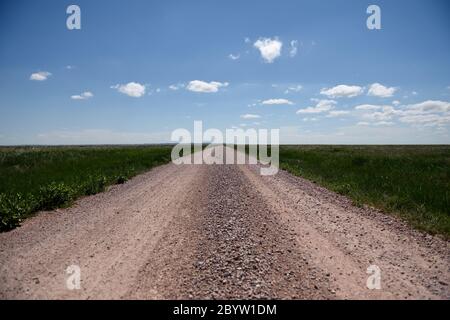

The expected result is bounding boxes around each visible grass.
[279,145,450,237]
[0,145,173,231]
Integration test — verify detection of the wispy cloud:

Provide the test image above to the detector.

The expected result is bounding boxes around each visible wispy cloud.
[296,99,336,114]
[261,98,294,105]
[240,114,261,119]
[169,83,185,91]
[354,104,388,110]
[326,110,350,117]
[71,91,93,100]
[228,53,240,60]
[284,85,303,94]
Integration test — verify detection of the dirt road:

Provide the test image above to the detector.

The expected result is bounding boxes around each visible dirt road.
[0,149,449,299]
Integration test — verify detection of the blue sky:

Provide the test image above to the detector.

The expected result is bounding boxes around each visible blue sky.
[0,0,449,145]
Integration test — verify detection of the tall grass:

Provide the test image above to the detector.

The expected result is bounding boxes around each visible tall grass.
[0,145,172,231]
[279,145,450,237]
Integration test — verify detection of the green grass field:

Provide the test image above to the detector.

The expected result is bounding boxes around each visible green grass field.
[279,145,450,237]
[0,145,172,231]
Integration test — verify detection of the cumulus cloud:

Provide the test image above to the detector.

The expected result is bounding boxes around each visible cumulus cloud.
[240,114,261,119]
[320,85,363,98]
[71,91,93,100]
[253,37,283,63]
[367,83,397,98]
[111,82,146,98]
[404,100,450,113]
[296,99,336,114]
[354,100,450,128]
[395,100,450,127]
[30,71,51,81]
[399,114,450,127]
[228,54,240,60]
[362,106,396,121]
[289,40,298,57]
[186,80,229,93]
[261,98,294,105]
[392,100,401,106]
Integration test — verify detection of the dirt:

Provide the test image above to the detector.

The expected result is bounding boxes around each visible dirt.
[0,149,448,299]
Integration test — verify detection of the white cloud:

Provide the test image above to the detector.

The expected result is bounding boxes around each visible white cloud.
[392,100,401,106]
[395,100,450,127]
[71,91,93,100]
[296,99,336,114]
[30,71,51,81]
[354,100,450,128]
[284,85,303,94]
[320,85,363,98]
[374,121,395,126]
[289,40,298,57]
[111,82,146,98]
[363,106,396,121]
[354,104,383,110]
[240,114,261,119]
[261,98,294,105]
[367,83,397,98]
[327,110,350,117]
[228,53,240,60]
[404,100,450,113]
[186,80,229,93]
[244,37,251,43]
[65,65,75,70]
[399,114,450,127]
[253,37,283,63]
[357,122,370,126]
